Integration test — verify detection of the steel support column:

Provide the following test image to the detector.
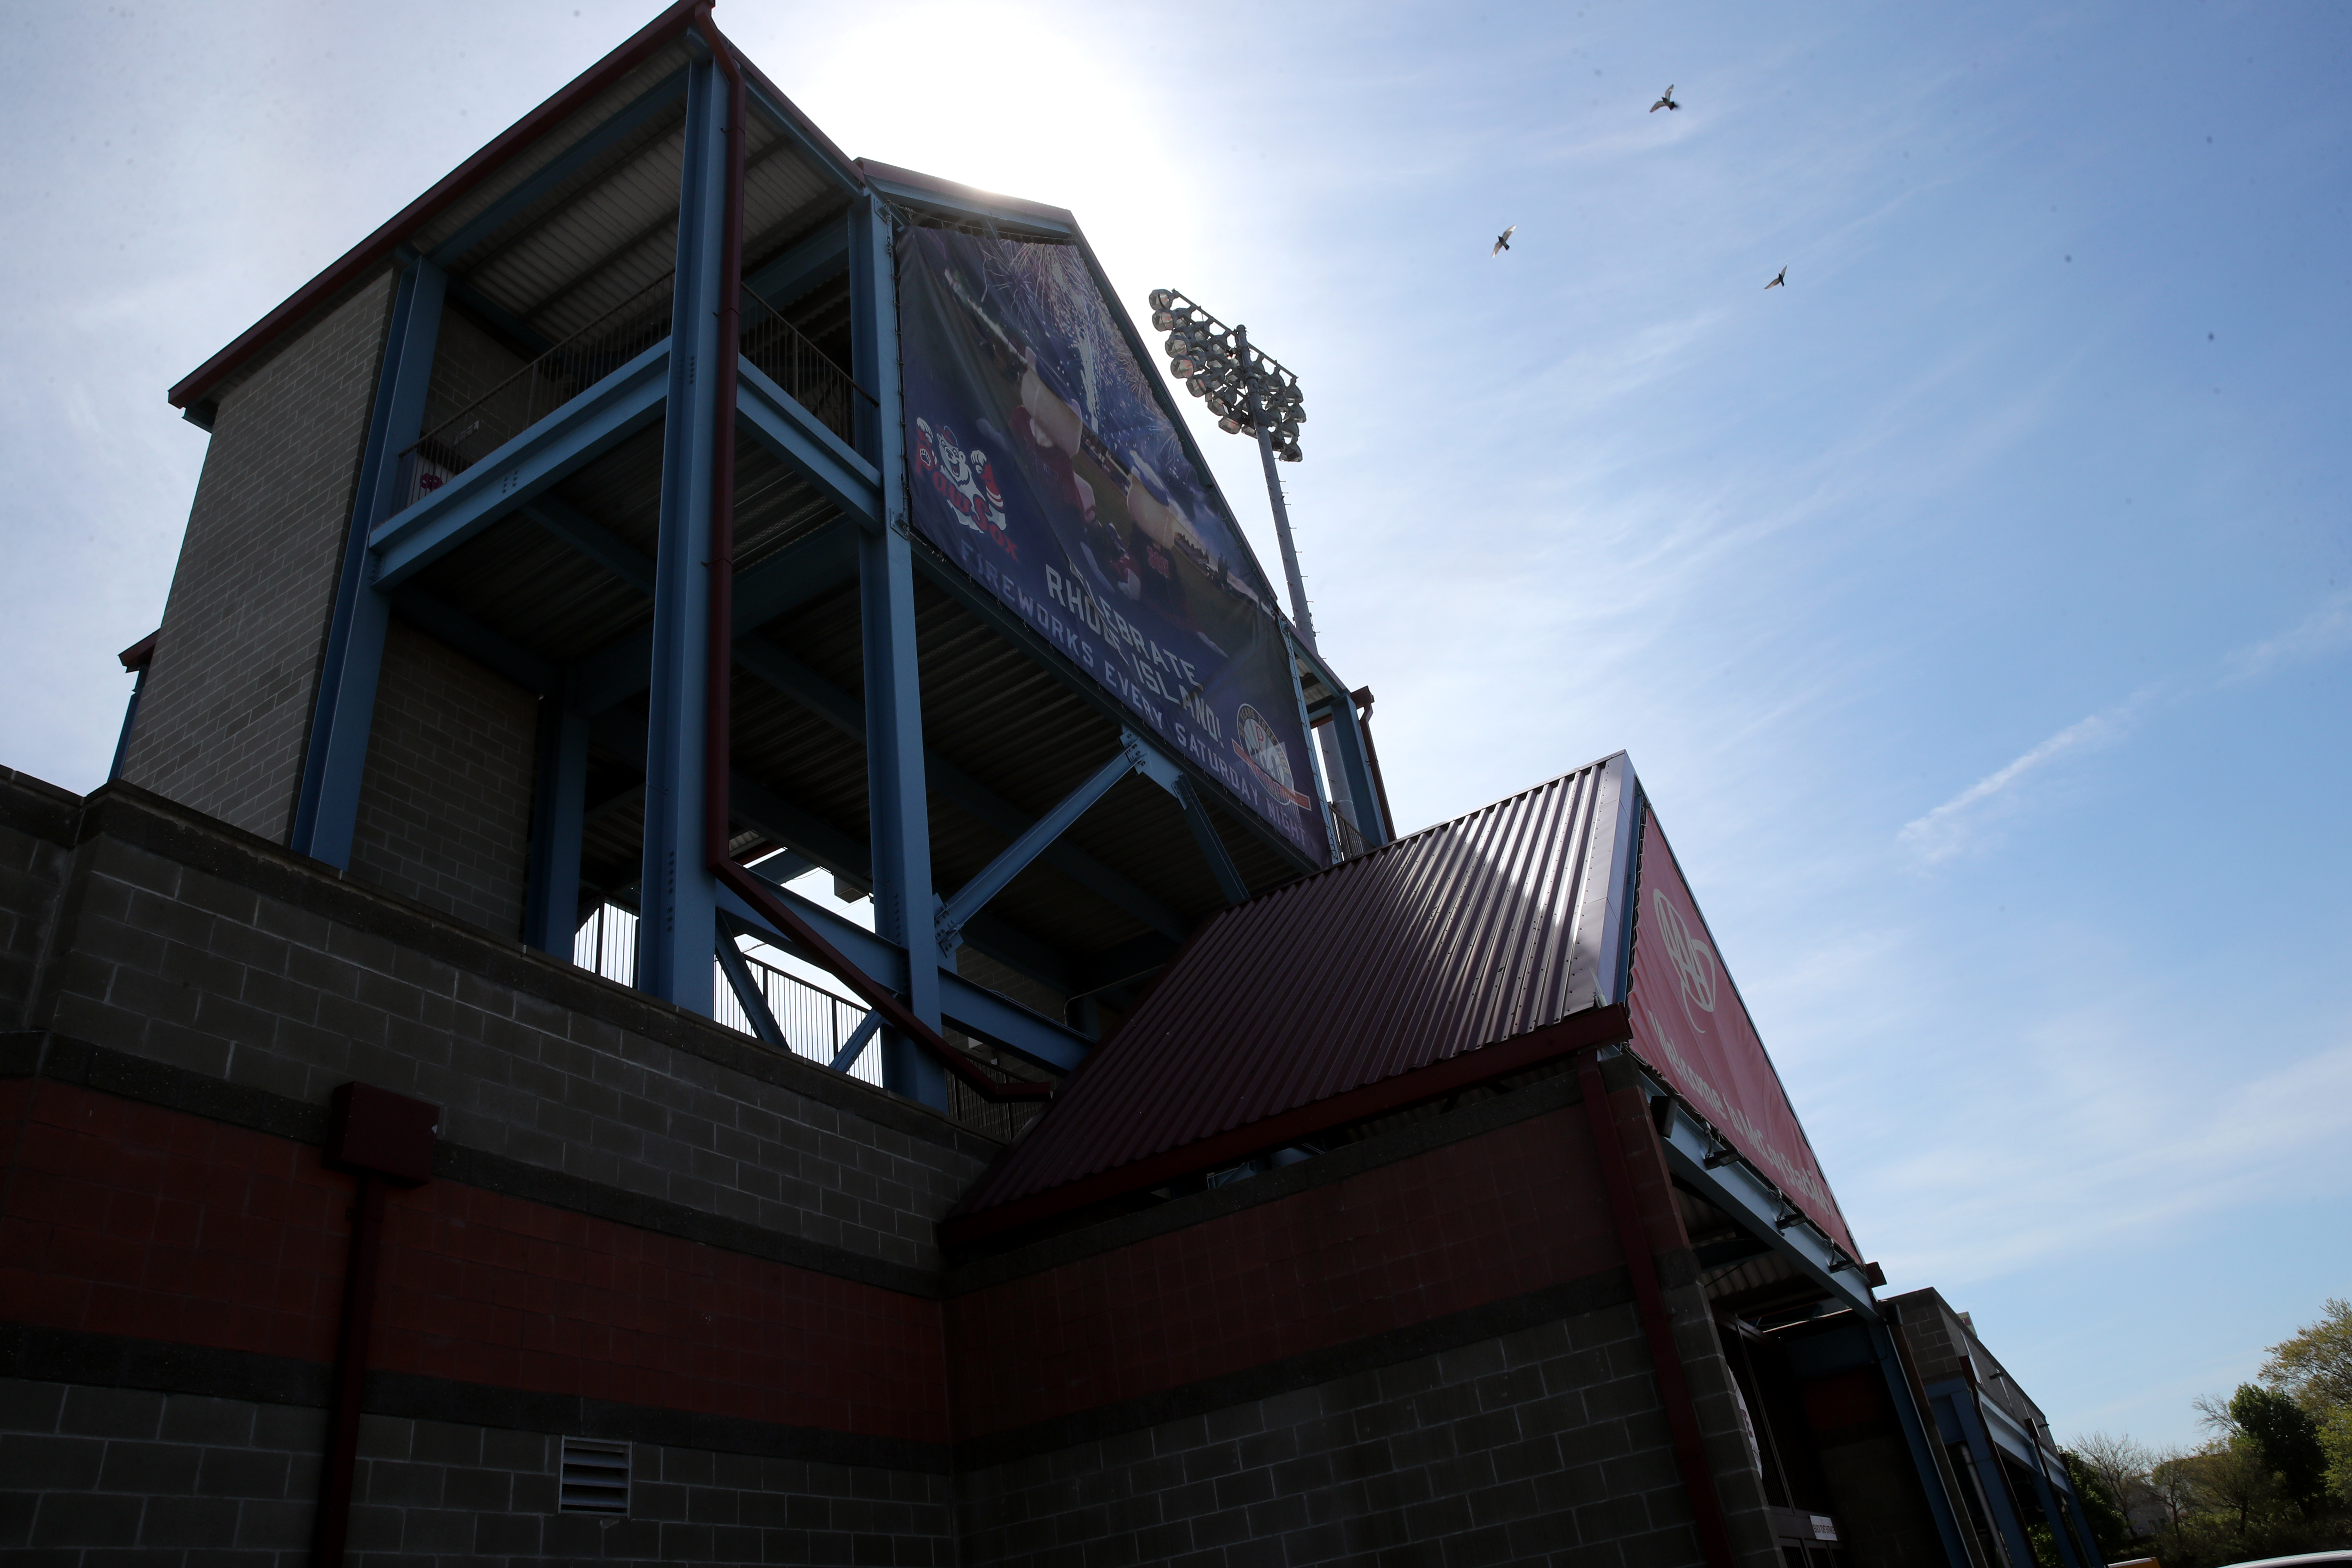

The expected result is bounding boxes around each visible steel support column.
[1283,628,1343,862]
[1319,689,1387,844]
[850,191,945,1108]
[1866,1318,1978,1568]
[635,55,727,1009]
[523,696,588,956]
[1942,1388,2038,1568]
[292,257,446,865]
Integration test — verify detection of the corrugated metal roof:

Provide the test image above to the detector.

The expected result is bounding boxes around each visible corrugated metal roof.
[954,753,1640,1223]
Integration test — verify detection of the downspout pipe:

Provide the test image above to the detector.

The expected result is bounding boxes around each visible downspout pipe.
[697,5,745,879]
[692,10,1046,1109]
[1577,1052,1739,1568]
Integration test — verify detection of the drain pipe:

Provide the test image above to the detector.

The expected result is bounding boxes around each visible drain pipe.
[698,3,746,878]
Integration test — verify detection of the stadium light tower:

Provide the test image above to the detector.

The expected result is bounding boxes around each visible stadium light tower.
[1148,288,1365,843]
[1146,290,1319,649]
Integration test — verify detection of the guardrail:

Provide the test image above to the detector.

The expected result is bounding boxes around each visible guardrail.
[398,273,675,511]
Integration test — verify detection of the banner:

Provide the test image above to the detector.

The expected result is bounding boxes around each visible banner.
[895,226,1329,864]
[1627,807,1859,1257]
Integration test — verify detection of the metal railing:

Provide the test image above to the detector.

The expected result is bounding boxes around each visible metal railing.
[740,285,873,445]
[398,273,676,510]
[573,901,1055,1129]
[713,945,885,1087]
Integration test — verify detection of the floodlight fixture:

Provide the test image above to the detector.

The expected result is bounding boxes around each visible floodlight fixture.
[1147,287,1320,649]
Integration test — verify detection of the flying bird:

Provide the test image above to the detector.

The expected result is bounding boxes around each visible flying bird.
[1493,224,1517,256]
[1764,266,1787,289]
[1650,85,1679,112]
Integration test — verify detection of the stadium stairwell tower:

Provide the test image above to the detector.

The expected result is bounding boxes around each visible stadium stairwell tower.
[126,1,1388,1115]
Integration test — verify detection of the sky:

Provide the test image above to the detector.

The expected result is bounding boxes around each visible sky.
[2,0,2346,1453]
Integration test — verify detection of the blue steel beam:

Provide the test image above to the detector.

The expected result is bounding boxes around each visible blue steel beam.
[831,1010,884,1072]
[429,70,689,270]
[368,338,669,590]
[851,192,944,1107]
[1283,626,1343,863]
[1175,776,1250,904]
[729,634,1190,940]
[714,934,789,1051]
[524,698,589,957]
[1865,1319,1978,1568]
[712,877,1088,1074]
[591,704,1087,1008]
[293,258,447,866]
[1652,1088,1879,1316]
[736,355,882,526]
[935,746,1135,956]
[634,55,729,1013]
[523,498,655,594]
[1937,1385,2040,1568]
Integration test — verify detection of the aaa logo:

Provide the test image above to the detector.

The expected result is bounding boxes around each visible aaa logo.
[1651,889,1718,1025]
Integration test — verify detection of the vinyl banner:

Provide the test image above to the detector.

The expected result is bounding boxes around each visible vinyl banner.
[1627,808,1859,1257]
[895,226,1329,864]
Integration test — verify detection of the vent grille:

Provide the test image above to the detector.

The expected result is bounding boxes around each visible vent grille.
[558,1438,630,1514]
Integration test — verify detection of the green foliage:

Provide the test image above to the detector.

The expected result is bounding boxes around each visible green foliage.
[2322,1404,2352,1504]
[2261,1297,2352,1414]
[2061,1448,2135,1557]
[2232,1381,2333,1514]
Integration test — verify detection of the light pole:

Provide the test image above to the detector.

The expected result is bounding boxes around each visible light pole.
[1146,291,1314,643]
[1147,289,1357,837]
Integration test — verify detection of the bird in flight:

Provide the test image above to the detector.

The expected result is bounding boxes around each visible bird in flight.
[1650,85,1680,112]
[1764,266,1788,289]
[1493,224,1517,256]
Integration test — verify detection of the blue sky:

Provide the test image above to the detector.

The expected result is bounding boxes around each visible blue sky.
[2,0,2345,1451]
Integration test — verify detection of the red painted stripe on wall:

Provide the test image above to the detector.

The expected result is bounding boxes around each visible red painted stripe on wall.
[944,1106,1625,1439]
[0,1080,947,1443]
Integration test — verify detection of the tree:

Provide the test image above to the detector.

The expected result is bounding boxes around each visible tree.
[2061,1447,2136,1556]
[2230,1382,2331,1515]
[2192,1437,2284,1536]
[2073,1431,2156,1535]
[2321,1405,2352,1504]
[2260,1298,2352,1414]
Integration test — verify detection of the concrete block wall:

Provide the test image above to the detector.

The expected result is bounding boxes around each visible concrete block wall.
[944,1070,1782,1568]
[4,775,991,1274]
[2,766,992,1564]
[0,1380,955,1568]
[957,1303,1719,1568]
[123,273,397,845]
[0,769,77,1026]
[349,620,539,943]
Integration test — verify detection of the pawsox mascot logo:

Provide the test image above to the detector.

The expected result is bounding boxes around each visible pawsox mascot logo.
[912,417,1015,557]
[1651,889,1718,1028]
[1231,704,1313,810]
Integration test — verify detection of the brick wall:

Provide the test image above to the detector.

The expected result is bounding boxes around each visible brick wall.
[349,620,538,941]
[0,1381,955,1568]
[419,306,531,436]
[945,1072,1783,1568]
[956,1307,1712,1568]
[1,1078,948,1445]
[1,769,79,1027]
[7,775,993,1276]
[123,274,396,845]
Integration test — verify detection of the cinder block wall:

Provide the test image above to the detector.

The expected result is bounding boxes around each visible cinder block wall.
[943,1072,1782,1568]
[1,769,990,1567]
[349,621,539,941]
[122,275,397,844]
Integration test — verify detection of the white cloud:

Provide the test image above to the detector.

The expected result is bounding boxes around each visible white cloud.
[1896,692,2152,866]
[2219,589,2352,686]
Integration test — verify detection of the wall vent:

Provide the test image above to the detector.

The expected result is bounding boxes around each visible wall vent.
[558,1438,630,1514]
